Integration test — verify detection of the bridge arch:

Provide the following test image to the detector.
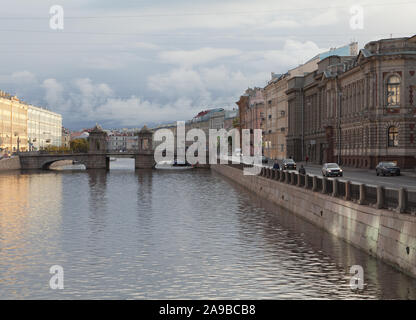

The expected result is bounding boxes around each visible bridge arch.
[41,158,87,170]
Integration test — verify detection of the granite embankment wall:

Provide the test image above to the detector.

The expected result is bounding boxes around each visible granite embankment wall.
[211,164,416,278]
[0,157,21,171]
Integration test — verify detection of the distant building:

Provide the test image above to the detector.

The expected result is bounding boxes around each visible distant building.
[106,131,138,151]
[263,42,358,160]
[286,35,416,168]
[236,88,265,155]
[0,91,28,152]
[27,104,62,151]
[70,131,89,140]
[224,109,238,131]
[185,108,224,149]
[0,90,63,152]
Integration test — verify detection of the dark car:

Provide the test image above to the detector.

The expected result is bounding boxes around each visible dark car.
[376,162,400,176]
[322,163,343,177]
[261,156,269,164]
[282,158,296,170]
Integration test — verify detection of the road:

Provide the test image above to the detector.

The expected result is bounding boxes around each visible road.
[224,155,416,190]
[272,163,416,191]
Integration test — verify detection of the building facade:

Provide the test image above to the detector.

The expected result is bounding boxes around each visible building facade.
[287,35,416,169]
[0,92,28,153]
[106,131,139,151]
[236,88,265,155]
[0,90,63,153]
[27,104,62,150]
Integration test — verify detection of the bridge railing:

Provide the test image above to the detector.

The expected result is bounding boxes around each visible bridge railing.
[230,164,416,216]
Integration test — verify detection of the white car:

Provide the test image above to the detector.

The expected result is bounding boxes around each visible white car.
[322,163,343,177]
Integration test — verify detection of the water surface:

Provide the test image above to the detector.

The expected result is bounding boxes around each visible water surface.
[0,159,415,299]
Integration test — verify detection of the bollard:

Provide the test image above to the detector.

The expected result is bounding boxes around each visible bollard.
[332,179,338,197]
[358,184,366,205]
[312,176,317,192]
[397,187,407,213]
[322,177,327,194]
[345,180,351,201]
[271,169,275,179]
[304,174,309,189]
[280,170,285,182]
[291,172,296,185]
[285,171,290,184]
[297,173,302,187]
[376,186,385,209]
[275,169,280,181]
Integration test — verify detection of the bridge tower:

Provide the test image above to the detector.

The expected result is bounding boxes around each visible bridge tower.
[87,124,109,169]
[135,125,155,169]
[88,124,107,153]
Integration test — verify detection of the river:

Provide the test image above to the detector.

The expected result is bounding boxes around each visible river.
[0,158,415,299]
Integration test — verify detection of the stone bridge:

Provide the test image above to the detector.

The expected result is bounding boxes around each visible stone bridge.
[19,125,155,170]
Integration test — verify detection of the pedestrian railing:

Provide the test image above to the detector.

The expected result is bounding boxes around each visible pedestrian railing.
[234,164,415,215]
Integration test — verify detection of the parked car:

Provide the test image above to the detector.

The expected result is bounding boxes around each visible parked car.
[322,163,343,177]
[376,162,400,176]
[282,158,297,170]
[262,156,269,164]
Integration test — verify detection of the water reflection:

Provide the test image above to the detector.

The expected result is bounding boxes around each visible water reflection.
[0,159,415,299]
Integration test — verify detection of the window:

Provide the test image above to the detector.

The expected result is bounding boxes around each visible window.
[388,126,399,147]
[387,75,401,107]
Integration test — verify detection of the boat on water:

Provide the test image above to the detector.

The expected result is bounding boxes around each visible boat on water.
[109,158,117,162]
[155,160,193,170]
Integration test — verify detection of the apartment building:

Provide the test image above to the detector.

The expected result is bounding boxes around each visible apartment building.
[0,91,28,152]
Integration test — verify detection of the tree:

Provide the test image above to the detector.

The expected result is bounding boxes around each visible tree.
[44,145,71,153]
[70,139,89,153]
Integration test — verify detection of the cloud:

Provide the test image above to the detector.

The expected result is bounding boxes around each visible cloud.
[131,42,159,50]
[0,71,37,85]
[1,0,414,130]
[42,78,64,105]
[158,47,242,67]
[239,39,326,71]
[95,97,201,126]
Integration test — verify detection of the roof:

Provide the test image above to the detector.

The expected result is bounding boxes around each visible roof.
[139,125,152,134]
[90,123,104,133]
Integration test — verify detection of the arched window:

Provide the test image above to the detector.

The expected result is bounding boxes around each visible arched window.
[387,75,401,107]
[388,126,399,147]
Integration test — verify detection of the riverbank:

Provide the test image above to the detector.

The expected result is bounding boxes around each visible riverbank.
[0,156,21,170]
[0,157,75,171]
[211,164,416,278]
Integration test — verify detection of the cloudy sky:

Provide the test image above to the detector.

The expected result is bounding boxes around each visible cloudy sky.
[0,0,415,129]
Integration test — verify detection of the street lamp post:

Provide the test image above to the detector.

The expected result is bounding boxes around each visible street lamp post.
[14,132,20,154]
